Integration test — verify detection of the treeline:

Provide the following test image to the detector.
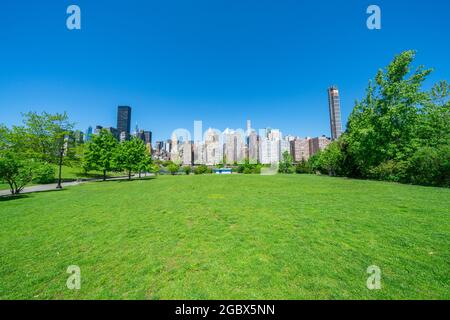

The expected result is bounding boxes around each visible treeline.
[0,112,78,194]
[83,129,157,180]
[308,51,450,187]
[0,113,155,194]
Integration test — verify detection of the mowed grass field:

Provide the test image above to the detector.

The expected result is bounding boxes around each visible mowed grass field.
[0,174,449,299]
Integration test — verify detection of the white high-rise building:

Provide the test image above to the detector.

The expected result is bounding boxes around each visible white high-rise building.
[279,138,290,160]
[248,131,259,164]
[223,129,245,164]
[259,137,271,164]
[182,141,193,165]
[258,128,283,164]
[193,142,205,165]
[268,129,281,141]
[170,133,180,163]
[205,128,222,165]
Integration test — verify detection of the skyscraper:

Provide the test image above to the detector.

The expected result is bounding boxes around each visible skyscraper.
[328,86,343,140]
[170,132,180,162]
[248,131,259,164]
[84,126,93,142]
[258,128,282,164]
[117,106,131,140]
[205,128,222,165]
[182,141,193,165]
[223,129,245,164]
[143,131,152,146]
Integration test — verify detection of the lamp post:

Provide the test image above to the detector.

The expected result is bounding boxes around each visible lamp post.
[56,137,65,189]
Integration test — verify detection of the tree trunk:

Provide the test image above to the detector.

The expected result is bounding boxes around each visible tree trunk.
[103,170,106,181]
[13,181,19,194]
[8,181,14,195]
[128,170,132,180]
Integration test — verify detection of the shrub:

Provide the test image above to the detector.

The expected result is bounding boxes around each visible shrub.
[194,165,208,175]
[150,164,160,176]
[406,146,450,187]
[167,163,180,175]
[32,162,56,184]
[183,166,192,175]
[236,161,262,174]
[368,160,408,182]
[295,159,311,174]
[243,167,252,174]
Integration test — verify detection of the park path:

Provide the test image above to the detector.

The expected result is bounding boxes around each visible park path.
[0,181,82,196]
[0,173,154,197]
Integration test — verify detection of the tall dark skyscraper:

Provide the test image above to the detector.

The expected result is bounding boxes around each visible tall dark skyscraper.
[143,131,152,146]
[117,106,131,139]
[327,86,343,140]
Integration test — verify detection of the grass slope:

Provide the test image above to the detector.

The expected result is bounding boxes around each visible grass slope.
[0,175,449,299]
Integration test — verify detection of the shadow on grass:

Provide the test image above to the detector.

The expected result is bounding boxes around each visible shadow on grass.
[117,176,157,183]
[0,188,69,201]
[0,194,30,202]
[88,176,157,184]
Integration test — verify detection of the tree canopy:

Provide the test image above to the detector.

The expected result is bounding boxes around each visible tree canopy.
[312,50,450,186]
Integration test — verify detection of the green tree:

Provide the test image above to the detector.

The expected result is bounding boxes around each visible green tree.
[278,151,294,174]
[116,137,147,180]
[346,50,433,177]
[17,112,75,188]
[136,147,152,178]
[83,129,119,181]
[0,125,55,193]
[416,80,450,148]
[318,141,345,176]
[406,145,450,187]
[21,112,75,165]
[0,153,34,195]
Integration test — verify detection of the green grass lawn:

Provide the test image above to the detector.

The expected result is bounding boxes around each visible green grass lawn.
[0,175,449,299]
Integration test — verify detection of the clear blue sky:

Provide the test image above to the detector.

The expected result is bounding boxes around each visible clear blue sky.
[1,0,449,142]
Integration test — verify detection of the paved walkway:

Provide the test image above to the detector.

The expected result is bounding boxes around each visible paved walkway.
[0,181,82,196]
[0,173,154,197]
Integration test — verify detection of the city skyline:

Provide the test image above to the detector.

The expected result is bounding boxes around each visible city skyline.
[84,99,335,147]
[83,102,334,165]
